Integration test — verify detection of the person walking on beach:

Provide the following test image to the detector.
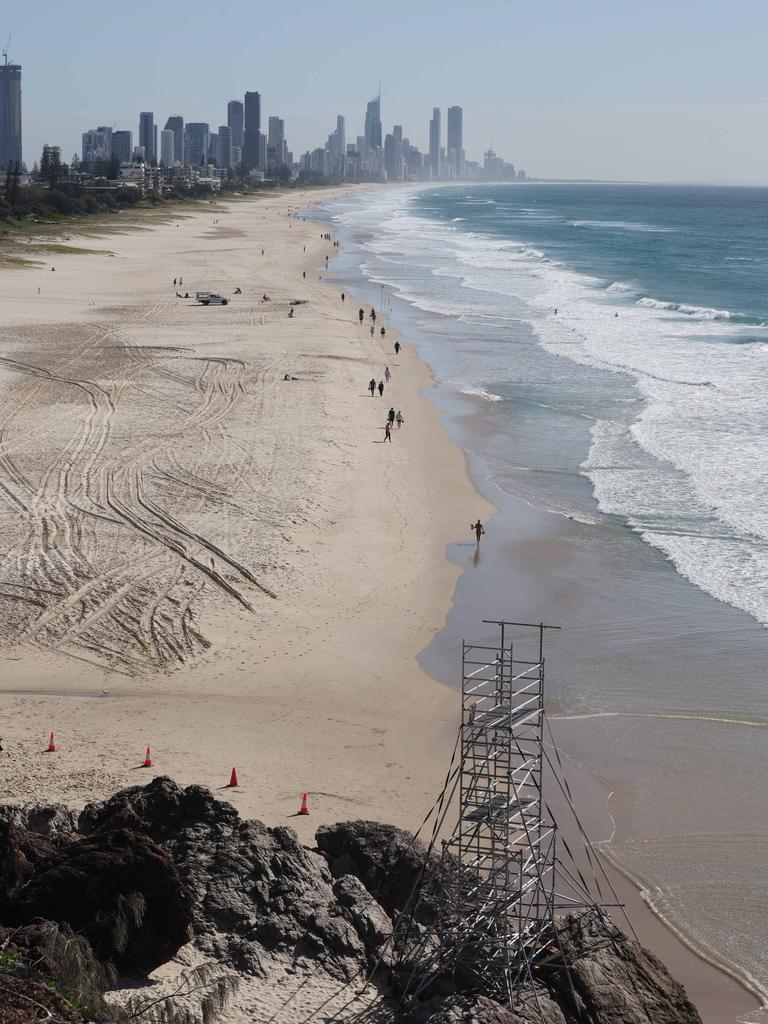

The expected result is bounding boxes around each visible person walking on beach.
[471,520,486,544]
[396,410,404,429]
[369,378,376,397]
[394,340,401,355]
[384,366,391,382]
[341,292,345,302]
[359,308,365,324]
[384,422,392,443]
[370,308,377,324]
[378,380,384,397]
[380,327,386,337]
[173,277,177,286]
[370,325,375,337]
[388,406,395,426]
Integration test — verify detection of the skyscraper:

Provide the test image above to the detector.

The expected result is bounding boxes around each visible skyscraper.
[227,100,244,150]
[160,129,175,166]
[429,107,441,179]
[164,117,183,166]
[139,112,156,164]
[184,123,209,167]
[217,126,233,171]
[0,53,22,170]
[267,116,285,171]
[111,130,133,164]
[364,95,382,152]
[81,128,110,167]
[243,91,261,172]
[447,106,463,178]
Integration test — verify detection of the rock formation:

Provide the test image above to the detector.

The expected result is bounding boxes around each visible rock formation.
[0,778,704,1024]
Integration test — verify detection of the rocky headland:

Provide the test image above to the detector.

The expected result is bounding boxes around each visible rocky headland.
[0,778,703,1024]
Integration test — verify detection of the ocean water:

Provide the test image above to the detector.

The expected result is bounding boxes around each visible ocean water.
[329,183,768,627]
[317,183,768,1014]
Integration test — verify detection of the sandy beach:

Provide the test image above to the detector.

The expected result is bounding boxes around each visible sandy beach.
[0,187,760,1024]
[0,188,493,842]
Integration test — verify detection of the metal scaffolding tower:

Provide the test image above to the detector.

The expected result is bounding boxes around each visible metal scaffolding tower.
[393,620,626,1019]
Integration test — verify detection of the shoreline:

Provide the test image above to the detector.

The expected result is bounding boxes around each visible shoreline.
[0,185,759,1023]
[314,188,765,1024]
[0,186,492,843]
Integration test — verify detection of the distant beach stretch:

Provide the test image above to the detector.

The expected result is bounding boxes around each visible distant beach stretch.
[319,182,768,1022]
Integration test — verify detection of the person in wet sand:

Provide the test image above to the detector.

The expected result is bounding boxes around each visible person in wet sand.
[384,422,392,443]
[378,380,384,397]
[471,520,486,543]
[394,340,401,355]
[359,308,365,324]
[369,378,376,397]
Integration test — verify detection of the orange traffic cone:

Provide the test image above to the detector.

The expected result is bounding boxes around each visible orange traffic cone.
[46,731,56,753]
[298,792,309,815]
[227,767,238,788]
[143,745,153,768]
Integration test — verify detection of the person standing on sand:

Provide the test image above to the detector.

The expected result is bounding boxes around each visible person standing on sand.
[384,366,391,382]
[396,410,403,429]
[388,406,395,425]
[173,278,177,286]
[378,381,384,397]
[341,292,345,302]
[359,308,365,324]
[370,308,377,324]
[384,422,392,443]
[370,325,375,337]
[471,520,486,544]
[394,340,401,355]
[380,327,386,337]
[369,378,376,397]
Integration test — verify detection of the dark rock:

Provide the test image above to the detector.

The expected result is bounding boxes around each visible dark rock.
[0,803,78,838]
[80,780,395,983]
[554,910,703,1024]
[0,821,33,911]
[9,827,193,976]
[316,820,447,924]
[422,994,526,1023]
[78,775,238,842]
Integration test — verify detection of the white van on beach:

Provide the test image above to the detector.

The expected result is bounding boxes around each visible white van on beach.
[195,291,229,305]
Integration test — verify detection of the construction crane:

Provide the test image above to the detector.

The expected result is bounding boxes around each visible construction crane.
[2,35,11,65]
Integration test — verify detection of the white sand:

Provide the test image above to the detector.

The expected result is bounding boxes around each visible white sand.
[0,190,494,845]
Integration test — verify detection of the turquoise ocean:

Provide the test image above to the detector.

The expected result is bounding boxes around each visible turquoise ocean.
[318,184,768,1014]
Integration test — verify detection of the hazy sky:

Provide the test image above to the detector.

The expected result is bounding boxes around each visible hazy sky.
[9,0,768,183]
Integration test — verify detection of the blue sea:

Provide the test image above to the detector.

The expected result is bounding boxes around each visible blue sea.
[331,183,768,627]
[317,183,768,1017]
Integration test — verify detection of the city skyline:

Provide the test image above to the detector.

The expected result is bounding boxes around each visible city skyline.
[5,0,768,184]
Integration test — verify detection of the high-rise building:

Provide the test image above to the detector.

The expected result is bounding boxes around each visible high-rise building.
[96,126,113,160]
[267,116,285,171]
[243,91,261,171]
[364,95,382,153]
[111,130,133,164]
[164,117,183,165]
[447,106,463,178]
[429,107,441,178]
[227,100,244,150]
[160,129,175,166]
[185,122,209,166]
[139,112,156,164]
[217,126,233,170]
[0,54,22,170]
[82,128,110,167]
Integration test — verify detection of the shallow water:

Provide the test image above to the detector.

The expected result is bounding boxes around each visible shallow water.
[316,184,768,1010]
